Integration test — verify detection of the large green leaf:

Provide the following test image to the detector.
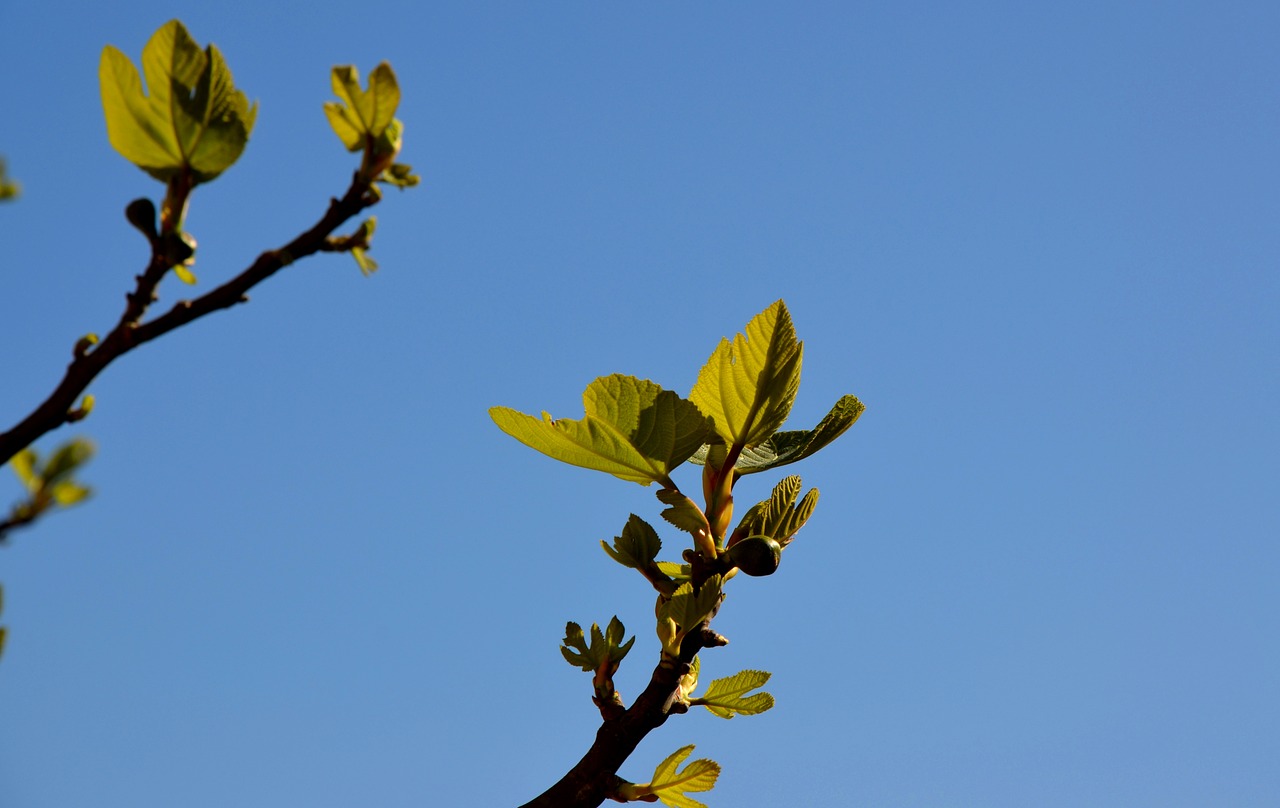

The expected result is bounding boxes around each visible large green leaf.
[100,19,256,183]
[490,374,711,486]
[646,746,721,808]
[689,393,865,474]
[690,300,803,451]
[691,669,775,719]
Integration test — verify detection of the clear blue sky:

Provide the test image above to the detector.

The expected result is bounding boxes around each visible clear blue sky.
[3,2,1278,806]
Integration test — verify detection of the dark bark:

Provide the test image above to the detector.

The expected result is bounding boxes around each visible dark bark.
[519,626,725,808]
[0,174,378,473]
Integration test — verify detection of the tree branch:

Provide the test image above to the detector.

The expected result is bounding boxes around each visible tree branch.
[519,624,727,808]
[0,173,379,470]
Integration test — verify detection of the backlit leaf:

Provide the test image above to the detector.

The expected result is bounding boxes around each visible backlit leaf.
[10,449,39,493]
[100,20,256,183]
[690,300,803,451]
[490,374,711,486]
[601,514,662,570]
[691,669,774,719]
[656,489,711,539]
[648,745,721,808]
[324,62,401,150]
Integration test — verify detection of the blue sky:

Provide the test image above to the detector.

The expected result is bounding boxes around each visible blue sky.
[2,2,1278,806]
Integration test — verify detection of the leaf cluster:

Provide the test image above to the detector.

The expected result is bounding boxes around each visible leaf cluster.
[6,438,95,529]
[324,63,419,188]
[494,301,863,804]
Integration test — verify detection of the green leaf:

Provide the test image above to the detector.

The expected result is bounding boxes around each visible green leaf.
[655,561,691,580]
[656,489,711,539]
[691,669,774,719]
[689,300,803,451]
[601,514,662,570]
[100,20,256,183]
[659,575,723,655]
[0,157,20,200]
[49,481,92,507]
[560,617,635,672]
[734,475,818,548]
[324,62,401,149]
[43,439,95,484]
[10,449,39,494]
[490,375,711,486]
[647,745,721,808]
[735,394,865,474]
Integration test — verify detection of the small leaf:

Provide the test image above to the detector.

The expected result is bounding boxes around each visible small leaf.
[691,669,775,719]
[734,476,818,548]
[560,617,634,672]
[490,375,711,486]
[324,62,401,149]
[50,481,92,507]
[173,265,198,284]
[655,561,691,580]
[690,300,803,451]
[646,745,721,808]
[659,575,723,655]
[43,439,95,484]
[10,449,40,493]
[656,489,711,539]
[0,157,21,200]
[601,514,662,570]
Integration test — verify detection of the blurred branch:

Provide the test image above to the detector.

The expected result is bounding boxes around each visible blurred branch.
[0,172,380,470]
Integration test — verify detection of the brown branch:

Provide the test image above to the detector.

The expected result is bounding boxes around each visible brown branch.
[519,625,728,808]
[0,173,378,470]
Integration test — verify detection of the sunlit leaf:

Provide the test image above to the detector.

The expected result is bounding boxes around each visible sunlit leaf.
[324,62,401,150]
[647,745,721,808]
[490,375,711,486]
[691,669,774,719]
[690,300,803,451]
[43,438,95,483]
[656,489,711,539]
[100,20,256,183]
[10,449,39,493]
[560,617,635,672]
[734,475,818,547]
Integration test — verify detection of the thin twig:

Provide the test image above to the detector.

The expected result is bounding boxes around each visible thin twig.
[0,173,377,472]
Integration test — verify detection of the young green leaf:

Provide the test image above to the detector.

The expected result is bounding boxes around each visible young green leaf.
[324,63,400,149]
[601,514,662,570]
[658,575,723,656]
[645,745,721,808]
[560,617,635,673]
[690,669,775,719]
[100,20,256,183]
[490,375,711,486]
[656,489,712,540]
[10,449,39,494]
[733,475,818,548]
[690,300,803,451]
